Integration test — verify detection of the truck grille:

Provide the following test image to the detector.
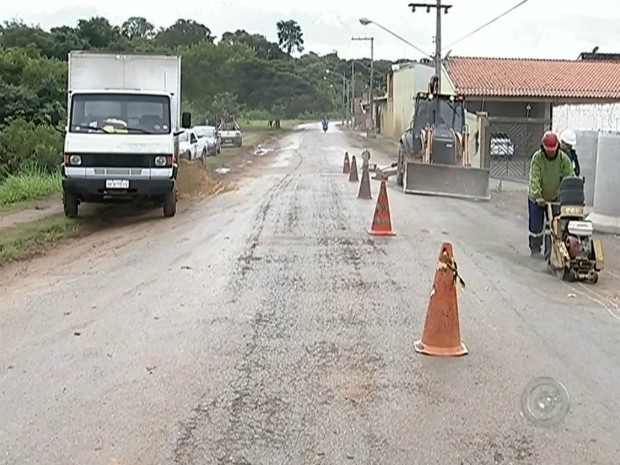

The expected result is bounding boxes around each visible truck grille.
[78,153,159,168]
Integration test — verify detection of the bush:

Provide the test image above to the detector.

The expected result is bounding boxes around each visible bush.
[0,118,63,178]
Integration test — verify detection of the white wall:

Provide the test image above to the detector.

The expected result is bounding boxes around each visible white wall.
[553,103,620,132]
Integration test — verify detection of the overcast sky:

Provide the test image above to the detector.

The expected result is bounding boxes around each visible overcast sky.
[2,0,618,61]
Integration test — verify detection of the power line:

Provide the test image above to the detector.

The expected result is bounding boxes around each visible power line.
[441,0,530,51]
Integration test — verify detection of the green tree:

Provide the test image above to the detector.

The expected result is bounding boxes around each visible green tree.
[0,20,55,58]
[156,19,214,48]
[121,16,155,40]
[76,17,120,49]
[220,29,285,60]
[276,20,304,55]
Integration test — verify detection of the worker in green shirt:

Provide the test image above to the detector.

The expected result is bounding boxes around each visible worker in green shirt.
[528,131,575,259]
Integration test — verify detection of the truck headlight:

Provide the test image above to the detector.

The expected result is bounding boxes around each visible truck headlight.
[154,156,167,167]
[69,154,82,166]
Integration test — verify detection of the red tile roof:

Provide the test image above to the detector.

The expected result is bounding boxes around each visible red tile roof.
[444,56,620,100]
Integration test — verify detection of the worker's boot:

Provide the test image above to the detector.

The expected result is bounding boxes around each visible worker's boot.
[529,236,543,259]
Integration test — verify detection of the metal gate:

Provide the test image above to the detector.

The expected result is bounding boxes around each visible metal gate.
[486,117,552,181]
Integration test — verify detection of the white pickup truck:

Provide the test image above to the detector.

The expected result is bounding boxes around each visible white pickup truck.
[178,128,209,160]
[218,121,242,147]
[52,51,192,218]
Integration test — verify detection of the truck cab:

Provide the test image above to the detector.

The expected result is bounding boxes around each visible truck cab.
[54,52,191,218]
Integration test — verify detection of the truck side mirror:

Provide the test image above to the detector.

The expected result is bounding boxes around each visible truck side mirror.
[50,109,61,126]
[181,112,192,129]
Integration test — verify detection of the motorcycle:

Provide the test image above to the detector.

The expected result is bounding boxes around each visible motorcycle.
[322,120,328,132]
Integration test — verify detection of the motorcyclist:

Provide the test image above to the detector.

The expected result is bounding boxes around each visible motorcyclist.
[527,131,575,258]
[559,129,581,177]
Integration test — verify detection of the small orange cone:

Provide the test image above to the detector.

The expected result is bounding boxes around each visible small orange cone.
[414,242,468,357]
[343,152,350,174]
[368,180,395,236]
[349,155,359,182]
[358,163,372,199]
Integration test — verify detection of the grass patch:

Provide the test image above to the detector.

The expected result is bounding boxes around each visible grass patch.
[0,167,61,208]
[0,214,82,266]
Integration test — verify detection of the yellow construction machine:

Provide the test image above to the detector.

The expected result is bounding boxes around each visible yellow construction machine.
[393,76,490,201]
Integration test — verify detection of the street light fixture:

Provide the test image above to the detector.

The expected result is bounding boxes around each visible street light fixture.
[358,17,432,59]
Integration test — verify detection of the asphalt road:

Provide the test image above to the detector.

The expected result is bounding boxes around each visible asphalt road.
[1,124,619,465]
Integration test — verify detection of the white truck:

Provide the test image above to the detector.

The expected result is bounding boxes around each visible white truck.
[217,119,242,147]
[51,51,192,218]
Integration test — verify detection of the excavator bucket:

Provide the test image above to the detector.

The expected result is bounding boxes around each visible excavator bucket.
[404,161,491,201]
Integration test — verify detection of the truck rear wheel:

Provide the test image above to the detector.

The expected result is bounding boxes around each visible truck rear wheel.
[63,191,79,218]
[163,189,177,217]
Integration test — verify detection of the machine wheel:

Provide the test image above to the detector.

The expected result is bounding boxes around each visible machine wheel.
[396,147,404,186]
[589,272,599,284]
[63,191,79,218]
[201,148,207,160]
[556,268,574,281]
[163,189,177,218]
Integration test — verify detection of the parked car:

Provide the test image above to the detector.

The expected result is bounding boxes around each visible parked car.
[490,132,515,159]
[178,128,208,160]
[218,121,243,147]
[193,125,221,156]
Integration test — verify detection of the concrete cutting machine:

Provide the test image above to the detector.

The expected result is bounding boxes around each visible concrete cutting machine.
[546,176,604,283]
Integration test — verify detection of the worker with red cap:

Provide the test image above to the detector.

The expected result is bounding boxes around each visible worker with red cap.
[527,131,575,258]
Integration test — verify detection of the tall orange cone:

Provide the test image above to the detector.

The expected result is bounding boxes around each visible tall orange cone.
[348,155,359,182]
[414,242,468,357]
[343,152,350,174]
[368,180,395,236]
[358,163,372,199]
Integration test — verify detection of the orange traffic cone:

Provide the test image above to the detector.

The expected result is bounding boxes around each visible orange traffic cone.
[358,163,372,199]
[349,155,359,182]
[414,242,468,357]
[368,180,395,236]
[343,152,350,174]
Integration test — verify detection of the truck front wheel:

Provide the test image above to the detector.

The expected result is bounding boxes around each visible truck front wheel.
[163,189,177,217]
[63,191,79,218]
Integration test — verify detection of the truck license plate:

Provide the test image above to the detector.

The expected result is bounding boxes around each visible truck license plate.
[106,179,129,189]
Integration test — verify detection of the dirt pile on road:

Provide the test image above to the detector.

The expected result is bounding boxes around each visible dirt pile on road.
[176,159,230,199]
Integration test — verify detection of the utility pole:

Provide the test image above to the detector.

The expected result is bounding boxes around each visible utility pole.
[351,36,375,137]
[351,61,355,129]
[342,79,346,126]
[409,1,452,93]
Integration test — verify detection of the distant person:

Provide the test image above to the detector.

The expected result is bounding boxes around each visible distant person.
[527,131,575,259]
[559,129,581,177]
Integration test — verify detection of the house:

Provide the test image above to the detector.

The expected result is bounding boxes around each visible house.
[443,54,620,179]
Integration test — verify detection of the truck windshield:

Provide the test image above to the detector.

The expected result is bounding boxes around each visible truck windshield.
[70,93,171,134]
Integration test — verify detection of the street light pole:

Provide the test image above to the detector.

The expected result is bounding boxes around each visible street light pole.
[326,69,349,126]
[408,1,452,93]
[342,79,347,126]
[351,36,376,138]
[351,61,355,128]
